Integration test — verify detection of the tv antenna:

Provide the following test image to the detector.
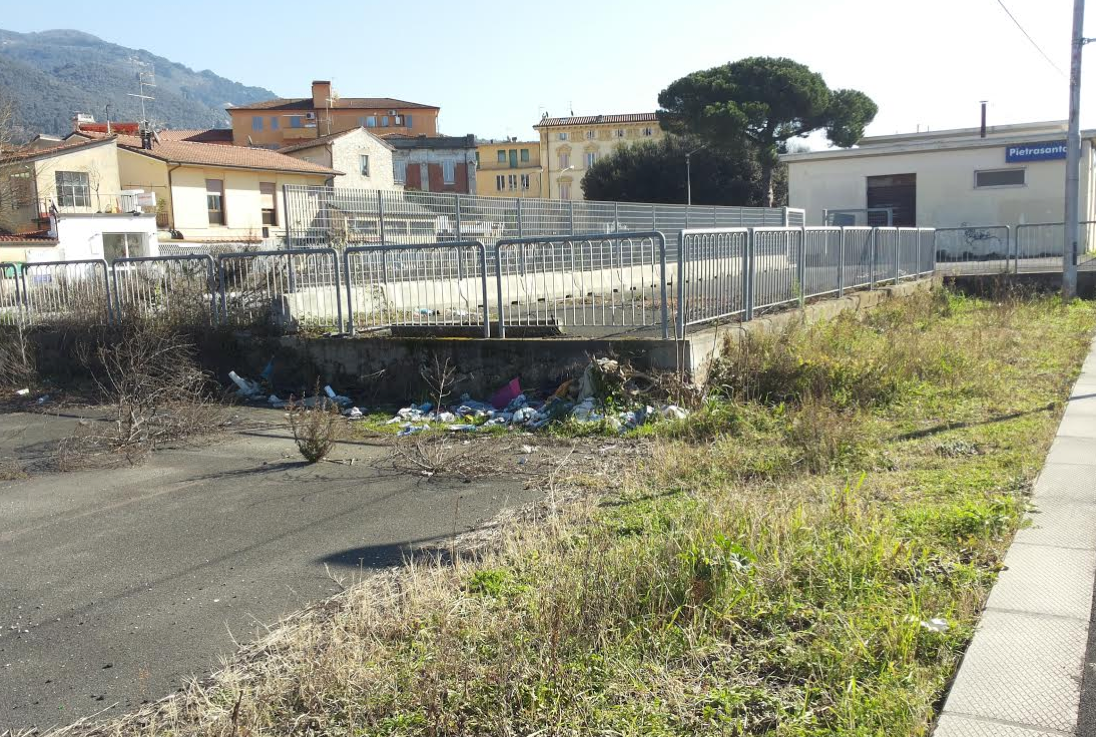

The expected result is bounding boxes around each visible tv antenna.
[127,60,156,133]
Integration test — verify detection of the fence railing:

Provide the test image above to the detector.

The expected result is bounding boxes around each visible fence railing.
[283,185,796,253]
[495,232,669,339]
[933,226,1013,274]
[0,226,936,339]
[344,241,490,337]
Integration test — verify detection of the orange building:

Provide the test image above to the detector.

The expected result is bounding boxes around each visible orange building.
[226,80,439,149]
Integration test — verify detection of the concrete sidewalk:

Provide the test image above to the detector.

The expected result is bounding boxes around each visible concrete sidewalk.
[935,336,1096,736]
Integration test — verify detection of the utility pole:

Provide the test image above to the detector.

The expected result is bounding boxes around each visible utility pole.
[686,145,705,206]
[1064,0,1086,299]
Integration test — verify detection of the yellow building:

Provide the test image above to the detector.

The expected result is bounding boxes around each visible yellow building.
[533,113,663,200]
[474,139,542,198]
[227,80,440,149]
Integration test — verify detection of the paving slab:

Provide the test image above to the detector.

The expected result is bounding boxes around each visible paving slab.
[941,610,1086,733]
[935,714,1073,737]
[1012,501,1096,551]
[1031,462,1096,503]
[1044,435,1096,466]
[985,543,1096,619]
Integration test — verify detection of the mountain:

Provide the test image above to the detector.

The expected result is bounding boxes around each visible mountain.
[0,28,277,139]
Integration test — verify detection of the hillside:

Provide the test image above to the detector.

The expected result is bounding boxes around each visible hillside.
[0,28,277,139]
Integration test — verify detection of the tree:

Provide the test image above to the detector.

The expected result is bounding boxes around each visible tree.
[658,57,877,206]
[581,135,784,207]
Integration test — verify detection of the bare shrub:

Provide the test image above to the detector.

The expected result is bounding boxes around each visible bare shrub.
[287,392,343,463]
[0,322,35,389]
[420,354,456,412]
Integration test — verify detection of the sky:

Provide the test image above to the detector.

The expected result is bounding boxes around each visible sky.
[3,0,1092,147]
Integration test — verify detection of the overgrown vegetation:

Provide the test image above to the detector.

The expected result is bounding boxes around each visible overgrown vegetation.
[287,389,344,464]
[71,290,1096,736]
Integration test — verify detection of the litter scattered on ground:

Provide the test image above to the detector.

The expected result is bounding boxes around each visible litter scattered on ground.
[229,371,264,400]
[14,389,29,397]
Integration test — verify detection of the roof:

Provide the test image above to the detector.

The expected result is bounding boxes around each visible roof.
[860,120,1068,147]
[277,127,395,154]
[383,134,476,150]
[0,136,115,164]
[780,125,1096,164]
[74,131,341,175]
[534,113,660,128]
[227,97,439,112]
[0,231,57,244]
[158,128,235,145]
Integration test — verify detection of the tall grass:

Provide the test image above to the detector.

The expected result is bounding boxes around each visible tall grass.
[81,289,1096,737]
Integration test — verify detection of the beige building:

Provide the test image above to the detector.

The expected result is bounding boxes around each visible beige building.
[279,128,399,191]
[69,131,340,242]
[227,80,439,149]
[534,113,663,200]
[475,139,542,198]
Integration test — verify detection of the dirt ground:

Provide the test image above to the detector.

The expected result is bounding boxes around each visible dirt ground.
[0,404,573,733]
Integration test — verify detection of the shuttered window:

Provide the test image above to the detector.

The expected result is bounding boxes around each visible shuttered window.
[260,182,277,226]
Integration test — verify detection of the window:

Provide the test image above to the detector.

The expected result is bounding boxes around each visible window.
[497,150,507,163]
[975,168,1025,188]
[559,181,572,199]
[475,152,480,167]
[520,174,530,190]
[558,132,568,141]
[442,160,456,184]
[614,129,625,138]
[641,127,653,137]
[507,174,518,191]
[55,171,90,208]
[8,172,31,209]
[252,116,263,131]
[381,116,390,127]
[270,117,279,130]
[206,179,225,225]
[359,154,370,177]
[365,115,377,128]
[404,114,413,128]
[585,130,595,140]
[496,175,506,191]
[393,115,403,126]
[585,151,597,168]
[520,148,530,162]
[558,152,570,169]
[290,116,303,128]
[260,182,277,226]
[393,160,407,183]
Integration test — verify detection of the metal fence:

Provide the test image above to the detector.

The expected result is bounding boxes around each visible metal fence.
[676,229,750,333]
[933,226,1013,274]
[283,185,797,252]
[218,249,343,333]
[112,255,218,326]
[0,260,112,327]
[495,232,669,339]
[344,241,490,337]
[1014,221,1096,272]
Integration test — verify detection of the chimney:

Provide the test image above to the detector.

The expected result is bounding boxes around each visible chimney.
[980,101,988,138]
[312,80,332,110]
[141,130,153,150]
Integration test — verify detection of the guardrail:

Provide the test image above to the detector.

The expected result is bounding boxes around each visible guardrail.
[218,248,343,334]
[933,226,1013,274]
[343,241,490,337]
[9,260,113,326]
[494,232,669,339]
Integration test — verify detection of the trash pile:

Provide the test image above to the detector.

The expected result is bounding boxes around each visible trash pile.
[387,358,689,436]
[228,368,364,418]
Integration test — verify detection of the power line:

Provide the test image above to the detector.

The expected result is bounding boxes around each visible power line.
[994,0,1067,77]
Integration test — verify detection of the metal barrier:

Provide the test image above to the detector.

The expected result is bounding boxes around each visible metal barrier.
[0,262,24,325]
[218,248,343,333]
[111,255,218,325]
[933,226,1012,274]
[676,229,750,337]
[343,241,490,337]
[495,232,669,339]
[841,227,875,292]
[872,228,900,285]
[19,260,112,326]
[801,226,843,300]
[1014,221,1096,272]
[750,227,802,312]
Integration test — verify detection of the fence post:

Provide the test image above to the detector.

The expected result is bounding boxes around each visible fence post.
[569,201,576,235]
[495,244,506,339]
[894,232,900,283]
[479,243,490,338]
[676,230,686,340]
[797,228,805,308]
[869,229,876,290]
[343,249,355,337]
[744,229,755,322]
[838,228,845,298]
[377,190,386,243]
[782,206,790,227]
[282,185,293,247]
[614,202,620,231]
[658,233,669,341]
[455,195,463,241]
[517,198,524,238]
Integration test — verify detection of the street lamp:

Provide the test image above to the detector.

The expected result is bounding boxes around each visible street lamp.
[556,165,575,199]
[686,145,706,206]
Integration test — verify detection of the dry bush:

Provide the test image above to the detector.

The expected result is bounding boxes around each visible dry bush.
[785,398,874,474]
[287,393,343,463]
[0,321,35,389]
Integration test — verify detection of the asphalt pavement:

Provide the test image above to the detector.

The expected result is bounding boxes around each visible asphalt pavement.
[0,412,540,733]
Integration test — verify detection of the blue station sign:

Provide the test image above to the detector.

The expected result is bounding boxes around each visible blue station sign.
[1006,141,1067,163]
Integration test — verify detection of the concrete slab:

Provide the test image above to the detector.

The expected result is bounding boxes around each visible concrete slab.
[1013,502,1096,551]
[1044,435,1096,467]
[1058,413,1096,439]
[985,543,1096,619]
[935,714,1073,737]
[1031,463,1096,503]
[941,610,1086,733]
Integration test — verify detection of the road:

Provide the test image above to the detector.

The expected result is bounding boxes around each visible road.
[0,411,541,733]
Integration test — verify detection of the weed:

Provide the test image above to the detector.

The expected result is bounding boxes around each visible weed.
[287,390,343,463]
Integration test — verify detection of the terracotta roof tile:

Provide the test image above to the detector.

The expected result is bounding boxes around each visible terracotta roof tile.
[1,136,115,164]
[158,129,234,144]
[534,113,660,128]
[0,231,57,243]
[101,134,341,175]
[229,97,438,112]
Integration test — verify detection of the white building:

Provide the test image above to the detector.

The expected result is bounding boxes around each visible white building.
[279,127,401,191]
[780,121,1096,228]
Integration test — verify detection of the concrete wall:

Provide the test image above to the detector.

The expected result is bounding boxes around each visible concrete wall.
[786,140,1094,227]
[538,121,663,201]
